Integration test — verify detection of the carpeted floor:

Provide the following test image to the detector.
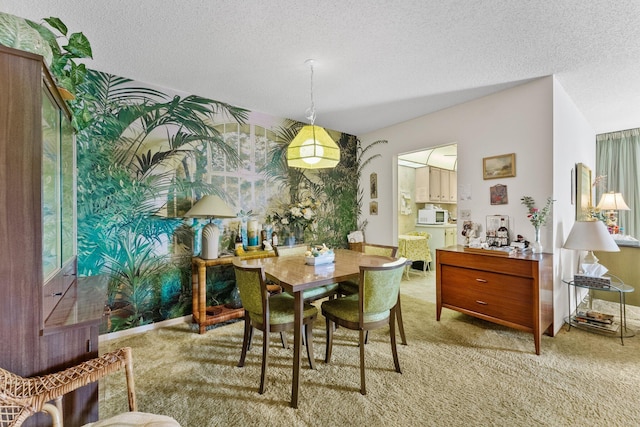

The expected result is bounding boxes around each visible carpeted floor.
[99,272,640,427]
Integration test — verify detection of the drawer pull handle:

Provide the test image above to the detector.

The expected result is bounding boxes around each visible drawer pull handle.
[52,292,63,297]
[475,278,488,283]
[476,300,488,305]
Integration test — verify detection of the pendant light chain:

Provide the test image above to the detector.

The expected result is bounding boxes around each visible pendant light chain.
[306,60,316,125]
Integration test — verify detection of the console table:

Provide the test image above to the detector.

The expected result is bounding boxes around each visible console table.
[436,246,554,355]
[192,251,274,333]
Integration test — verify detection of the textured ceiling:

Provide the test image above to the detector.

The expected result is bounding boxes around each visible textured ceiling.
[2,0,639,136]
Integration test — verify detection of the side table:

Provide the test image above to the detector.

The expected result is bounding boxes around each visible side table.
[564,277,635,345]
[192,251,274,333]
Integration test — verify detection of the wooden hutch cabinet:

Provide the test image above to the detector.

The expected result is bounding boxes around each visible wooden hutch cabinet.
[0,45,102,425]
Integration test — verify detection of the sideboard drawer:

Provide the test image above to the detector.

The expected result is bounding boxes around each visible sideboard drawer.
[441,265,533,327]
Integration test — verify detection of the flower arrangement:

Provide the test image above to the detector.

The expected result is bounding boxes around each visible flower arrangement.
[520,196,555,228]
[267,198,319,236]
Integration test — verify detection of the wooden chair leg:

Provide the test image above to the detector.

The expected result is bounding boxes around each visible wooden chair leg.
[359,329,366,395]
[259,328,270,394]
[305,324,316,370]
[123,347,137,411]
[396,294,407,345]
[324,317,334,363]
[238,314,252,367]
[280,332,288,348]
[390,308,401,374]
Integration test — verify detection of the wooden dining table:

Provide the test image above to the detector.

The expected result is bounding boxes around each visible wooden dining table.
[234,248,396,408]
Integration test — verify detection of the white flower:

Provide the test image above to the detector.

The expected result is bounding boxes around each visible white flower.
[303,208,314,220]
[290,207,302,217]
[281,218,289,225]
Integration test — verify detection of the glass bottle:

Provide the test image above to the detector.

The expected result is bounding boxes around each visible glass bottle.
[235,224,243,254]
[497,218,509,247]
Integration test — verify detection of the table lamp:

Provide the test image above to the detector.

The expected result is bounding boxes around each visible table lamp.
[185,195,236,259]
[596,191,630,231]
[563,220,620,273]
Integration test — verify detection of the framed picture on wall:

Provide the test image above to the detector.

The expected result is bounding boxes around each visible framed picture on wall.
[370,173,378,199]
[490,184,508,205]
[575,162,592,220]
[483,153,516,180]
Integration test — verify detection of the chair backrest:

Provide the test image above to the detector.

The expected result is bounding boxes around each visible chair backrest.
[359,258,406,316]
[363,243,398,257]
[233,263,267,317]
[274,243,308,257]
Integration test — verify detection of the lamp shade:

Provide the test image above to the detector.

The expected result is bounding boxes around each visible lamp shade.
[563,220,620,252]
[287,125,340,169]
[596,192,630,211]
[184,195,236,219]
[184,195,236,259]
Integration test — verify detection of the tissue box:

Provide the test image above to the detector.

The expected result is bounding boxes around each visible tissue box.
[305,252,335,265]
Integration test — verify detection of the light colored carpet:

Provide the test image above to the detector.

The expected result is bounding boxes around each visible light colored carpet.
[99,273,640,426]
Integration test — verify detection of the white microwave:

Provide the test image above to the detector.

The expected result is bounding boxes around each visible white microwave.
[418,209,449,225]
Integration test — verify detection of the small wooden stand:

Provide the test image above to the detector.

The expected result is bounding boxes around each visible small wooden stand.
[192,252,274,334]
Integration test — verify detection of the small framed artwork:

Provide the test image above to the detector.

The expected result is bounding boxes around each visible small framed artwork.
[490,184,508,205]
[369,201,378,215]
[483,153,516,180]
[370,173,378,199]
[575,162,592,220]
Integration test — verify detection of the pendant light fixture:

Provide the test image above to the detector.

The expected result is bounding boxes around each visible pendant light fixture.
[287,59,340,169]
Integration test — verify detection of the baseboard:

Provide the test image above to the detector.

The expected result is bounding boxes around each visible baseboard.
[99,315,192,343]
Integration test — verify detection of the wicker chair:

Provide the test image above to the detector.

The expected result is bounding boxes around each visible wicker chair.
[321,258,407,395]
[0,347,180,427]
[339,243,407,345]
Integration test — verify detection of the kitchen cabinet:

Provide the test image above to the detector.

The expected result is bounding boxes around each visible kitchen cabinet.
[415,167,430,202]
[414,224,457,268]
[415,166,457,203]
[0,45,102,426]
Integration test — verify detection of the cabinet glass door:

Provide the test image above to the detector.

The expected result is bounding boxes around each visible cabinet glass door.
[61,114,75,264]
[42,89,61,280]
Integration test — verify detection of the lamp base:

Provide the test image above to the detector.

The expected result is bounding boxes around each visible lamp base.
[201,223,220,259]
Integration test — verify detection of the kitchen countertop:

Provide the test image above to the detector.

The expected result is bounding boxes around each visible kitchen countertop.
[415,223,457,228]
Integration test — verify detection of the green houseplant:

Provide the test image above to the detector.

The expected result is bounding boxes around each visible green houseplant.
[0,12,92,101]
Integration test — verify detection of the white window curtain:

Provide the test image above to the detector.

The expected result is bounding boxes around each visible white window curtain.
[596,128,640,238]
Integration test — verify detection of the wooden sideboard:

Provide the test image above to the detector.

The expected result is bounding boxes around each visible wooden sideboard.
[436,246,554,355]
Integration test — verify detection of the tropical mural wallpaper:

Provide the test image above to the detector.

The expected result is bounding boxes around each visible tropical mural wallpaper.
[0,12,384,333]
[74,69,368,332]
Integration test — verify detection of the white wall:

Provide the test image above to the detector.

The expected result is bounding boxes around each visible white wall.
[552,77,596,329]
[360,76,595,335]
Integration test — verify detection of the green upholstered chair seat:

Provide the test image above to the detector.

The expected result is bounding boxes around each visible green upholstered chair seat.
[286,283,340,301]
[321,294,390,324]
[247,293,318,325]
[337,279,358,295]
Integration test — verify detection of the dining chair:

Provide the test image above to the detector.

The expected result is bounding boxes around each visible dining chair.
[233,262,318,394]
[274,244,340,302]
[321,257,407,395]
[338,243,407,345]
[0,347,180,427]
